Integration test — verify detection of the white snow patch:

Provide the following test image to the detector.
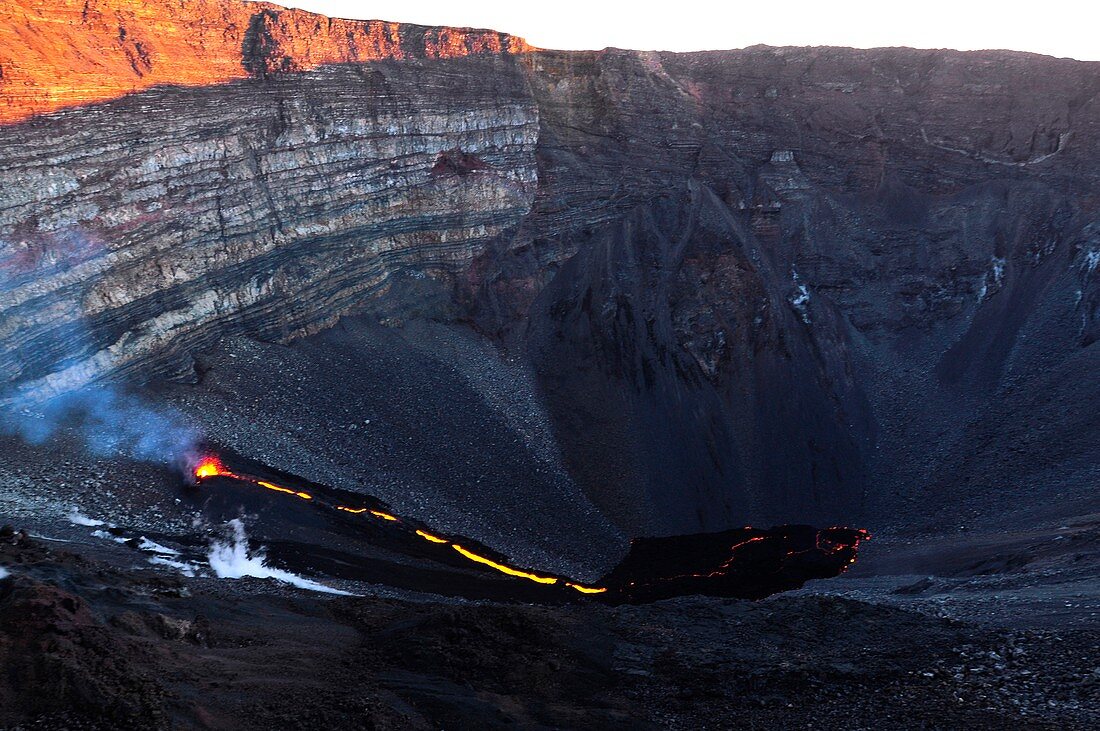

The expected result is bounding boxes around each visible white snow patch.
[791,284,811,321]
[207,519,355,596]
[789,269,812,323]
[138,537,179,556]
[0,567,9,580]
[148,556,197,577]
[978,257,1006,302]
[68,510,105,527]
[91,529,128,544]
[1085,249,1100,274]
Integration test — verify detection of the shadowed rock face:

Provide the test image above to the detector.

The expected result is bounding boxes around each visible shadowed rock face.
[1,2,1098,537]
[523,185,872,533]
[487,47,1100,534]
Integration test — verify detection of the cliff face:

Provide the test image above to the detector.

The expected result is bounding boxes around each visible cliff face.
[0,0,531,124]
[0,56,538,397]
[2,0,1098,536]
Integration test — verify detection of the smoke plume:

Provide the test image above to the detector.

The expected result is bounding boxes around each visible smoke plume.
[0,226,202,468]
[1,384,201,467]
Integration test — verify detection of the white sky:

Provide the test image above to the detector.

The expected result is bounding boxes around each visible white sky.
[262,1,1099,61]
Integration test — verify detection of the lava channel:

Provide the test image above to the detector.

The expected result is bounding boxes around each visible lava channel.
[189,452,869,603]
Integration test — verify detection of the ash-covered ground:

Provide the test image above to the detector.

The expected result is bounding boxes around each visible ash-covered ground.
[1,527,1096,730]
[1,320,1097,729]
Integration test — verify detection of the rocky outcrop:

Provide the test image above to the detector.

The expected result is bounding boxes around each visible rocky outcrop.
[0,0,531,124]
[1,1,1098,535]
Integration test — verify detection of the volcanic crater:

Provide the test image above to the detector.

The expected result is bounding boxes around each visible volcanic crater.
[0,0,1098,728]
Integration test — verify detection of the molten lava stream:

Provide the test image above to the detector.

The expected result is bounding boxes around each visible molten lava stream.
[190,453,868,602]
[191,455,608,595]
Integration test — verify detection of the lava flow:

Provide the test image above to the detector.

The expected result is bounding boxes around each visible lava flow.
[191,453,606,594]
[190,453,869,603]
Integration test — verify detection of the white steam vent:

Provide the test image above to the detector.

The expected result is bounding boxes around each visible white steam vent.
[207,519,355,596]
[67,510,105,527]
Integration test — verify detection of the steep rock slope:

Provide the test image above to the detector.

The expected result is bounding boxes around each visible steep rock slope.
[474,47,1100,532]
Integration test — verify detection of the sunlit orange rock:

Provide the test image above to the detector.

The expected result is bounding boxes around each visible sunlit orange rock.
[0,0,533,124]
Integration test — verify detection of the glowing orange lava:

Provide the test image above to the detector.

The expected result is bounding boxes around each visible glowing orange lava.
[194,457,232,479]
[566,583,608,594]
[188,455,874,599]
[452,544,560,585]
[193,455,868,598]
[337,506,399,521]
[194,454,590,589]
[257,480,312,501]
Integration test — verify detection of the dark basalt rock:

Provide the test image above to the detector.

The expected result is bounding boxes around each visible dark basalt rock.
[600,525,867,603]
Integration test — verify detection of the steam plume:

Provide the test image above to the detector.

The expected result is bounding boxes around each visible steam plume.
[208,519,356,596]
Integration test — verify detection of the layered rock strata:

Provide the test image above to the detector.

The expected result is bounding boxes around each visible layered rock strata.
[0,56,538,398]
[0,0,531,123]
